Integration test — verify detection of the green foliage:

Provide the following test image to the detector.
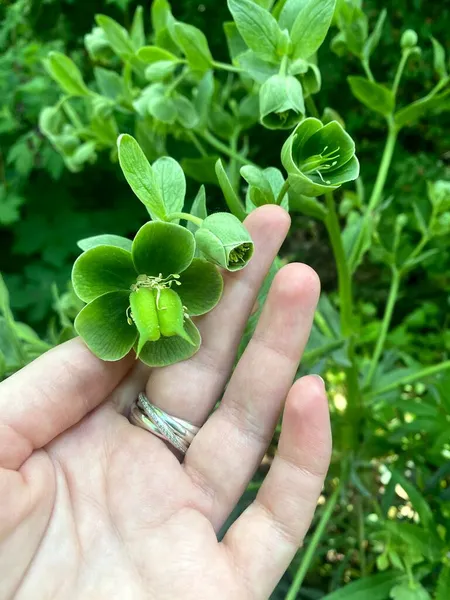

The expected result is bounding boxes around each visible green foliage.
[2,0,450,597]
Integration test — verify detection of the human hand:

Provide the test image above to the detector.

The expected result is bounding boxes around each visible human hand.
[0,206,331,600]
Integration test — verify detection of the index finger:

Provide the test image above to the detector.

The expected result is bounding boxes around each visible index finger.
[0,338,133,470]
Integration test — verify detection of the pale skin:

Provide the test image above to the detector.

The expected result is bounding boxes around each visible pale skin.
[0,206,332,600]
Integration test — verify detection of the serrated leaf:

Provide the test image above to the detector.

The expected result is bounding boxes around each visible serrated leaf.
[227,0,282,63]
[348,76,395,116]
[117,134,166,220]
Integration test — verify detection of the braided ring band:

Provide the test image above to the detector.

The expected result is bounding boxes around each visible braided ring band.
[129,392,200,455]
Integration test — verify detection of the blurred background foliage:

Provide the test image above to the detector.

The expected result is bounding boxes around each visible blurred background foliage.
[1,0,450,598]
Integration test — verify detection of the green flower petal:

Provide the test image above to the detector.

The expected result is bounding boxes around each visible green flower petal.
[132,221,195,277]
[137,319,201,367]
[75,291,138,361]
[177,258,224,317]
[291,118,323,161]
[326,155,360,185]
[288,172,339,197]
[302,121,355,166]
[72,246,136,303]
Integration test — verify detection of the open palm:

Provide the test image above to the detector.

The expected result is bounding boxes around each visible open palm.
[0,207,331,600]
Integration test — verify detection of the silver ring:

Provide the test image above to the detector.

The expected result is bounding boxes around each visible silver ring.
[130,393,200,455]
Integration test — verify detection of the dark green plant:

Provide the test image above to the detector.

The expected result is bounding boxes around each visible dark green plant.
[2,0,450,597]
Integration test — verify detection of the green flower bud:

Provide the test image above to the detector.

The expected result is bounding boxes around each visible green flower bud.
[195,213,254,272]
[157,288,194,345]
[130,288,160,356]
[259,74,305,130]
[281,118,360,197]
[401,29,418,49]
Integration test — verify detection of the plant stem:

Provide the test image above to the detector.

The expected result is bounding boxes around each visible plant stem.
[166,70,188,95]
[392,51,410,97]
[167,212,203,227]
[285,485,341,600]
[324,193,353,336]
[349,120,398,270]
[361,59,375,82]
[212,61,244,74]
[200,130,256,167]
[276,180,290,205]
[229,128,242,192]
[305,95,320,119]
[365,268,401,387]
[186,131,208,157]
[368,361,450,398]
[356,496,367,577]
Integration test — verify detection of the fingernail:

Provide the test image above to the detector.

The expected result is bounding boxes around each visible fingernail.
[312,374,325,388]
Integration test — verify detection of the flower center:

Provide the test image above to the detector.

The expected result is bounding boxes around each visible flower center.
[300,145,340,185]
[229,243,253,265]
[131,273,181,308]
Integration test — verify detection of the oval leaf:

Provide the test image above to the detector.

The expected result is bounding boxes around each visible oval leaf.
[77,234,132,252]
[153,156,186,216]
[177,258,223,316]
[118,134,166,220]
[348,76,395,116]
[290,0,337,60]
[46,52,90,97]
[172,22,213,71]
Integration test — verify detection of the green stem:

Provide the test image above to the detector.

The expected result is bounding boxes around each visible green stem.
[285,485,341,600]
[305,95,320,119]
[356,496,367,577]
[187,131,208,157]
[365,268,401,387]
[392,51,410,97]
[166,70,188,95]
[349,120,398,270]
[229,128,242,192]
[276,180,290,206]
[200,130,256,167]
[167,212,203,227]
[212,61,244,74]
[325,193,353,336]
[362,59,375,82]
[368,361,450,398]
[279,54,289,77]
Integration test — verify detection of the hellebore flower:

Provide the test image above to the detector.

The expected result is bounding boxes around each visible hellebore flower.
[195,213,254,271]
[72,221,223,367]
[281,118,360,197]
[259,74,305,130]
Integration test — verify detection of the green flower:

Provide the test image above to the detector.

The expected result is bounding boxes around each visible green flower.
[195,213,254,271]
[281,118,360,196]
[72,221,223,367]
[259,74,305,130]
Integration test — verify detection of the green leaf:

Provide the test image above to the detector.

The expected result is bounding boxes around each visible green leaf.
[390,582,431,600]
[117,134,166,220]
[187,186,208,236]
[130,5,145,48]
[289,0,336,60]
[394,89,450,128]
[178,258,223,316]
[215,159,247,221]
[77,234,133,253]
[72,246,136,303]
[363,9,387,60]
[137,45,179,63]
[46,52,90,97]
[173,95,199,129]
[389,470,434,528]
[75,292,137,361]
[194,71,215,130]
[172,22,213,71]
[137,318,201,367]
[153,156,186,215]
[181,157,219,185]
[227,0,282,63]
[240,165,275,205]
[431,37,448,79]
[94,68,126,101]
[95,14,136,58]
[289,189,327,219]
[436,566,450,600]
[348,76,395,116]
[132,221,195,277]
[145,61,177,82]
[322,572,404,599]
[223,21,248,61]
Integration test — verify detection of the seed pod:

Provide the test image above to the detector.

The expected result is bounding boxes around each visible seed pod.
[130,288,160,356]
[157,288,195,345]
